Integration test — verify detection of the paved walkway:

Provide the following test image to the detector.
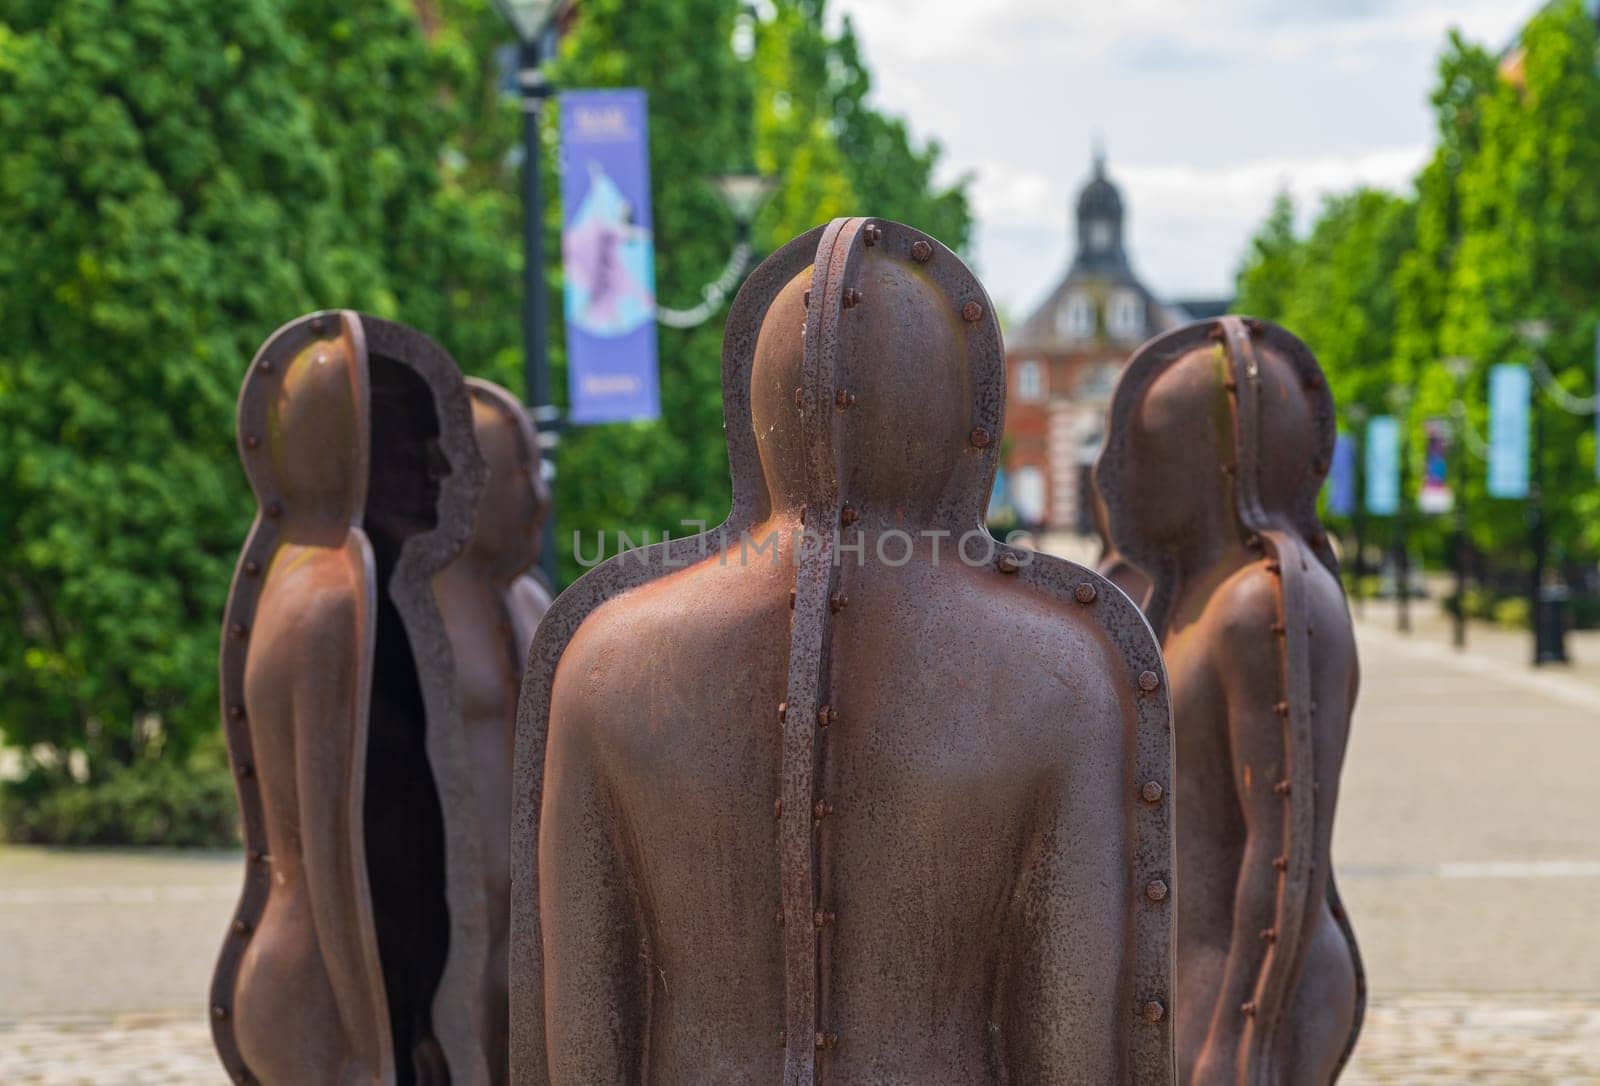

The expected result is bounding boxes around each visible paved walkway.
[1,604,1597,1082]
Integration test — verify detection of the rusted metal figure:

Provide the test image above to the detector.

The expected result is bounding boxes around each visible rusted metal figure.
[436,378,554,1084]
[511,218,1176,1084]
[1095,317,1365,1085]
[213,311,491,1086]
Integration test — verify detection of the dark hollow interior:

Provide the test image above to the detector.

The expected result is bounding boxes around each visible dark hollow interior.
[364,354,452,1086]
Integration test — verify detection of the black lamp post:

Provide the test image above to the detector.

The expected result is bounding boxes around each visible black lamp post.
[1518,320,1569,665]
[493,0,562,585]
[1444,356,1473,650]
[1347,403,1368,617]
[1387,385,1413,635]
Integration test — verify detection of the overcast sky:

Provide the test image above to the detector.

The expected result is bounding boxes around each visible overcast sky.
[830,0,1545,318]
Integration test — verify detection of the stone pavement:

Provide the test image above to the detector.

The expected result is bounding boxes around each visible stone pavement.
[1,604,1598,1082]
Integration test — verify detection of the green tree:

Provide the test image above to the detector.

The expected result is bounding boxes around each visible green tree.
[0,0,519,805]
[1234,191,1300,324]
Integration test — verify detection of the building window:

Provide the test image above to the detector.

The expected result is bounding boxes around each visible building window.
[1017,359,1044,402]
[1056,292,1095,341]
[1087,219,1114,252]
[1109,290,1144,340]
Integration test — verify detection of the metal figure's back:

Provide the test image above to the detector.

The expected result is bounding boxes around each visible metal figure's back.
[512,219,1177,1085]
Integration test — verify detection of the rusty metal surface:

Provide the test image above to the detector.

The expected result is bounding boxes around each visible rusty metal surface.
[213,311,489,1086]
[511,219,1175,1084]
[1096,316,1365,1085]
[436,378,553,1085]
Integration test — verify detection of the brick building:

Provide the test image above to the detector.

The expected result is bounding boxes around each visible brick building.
[1000,154,1224,534]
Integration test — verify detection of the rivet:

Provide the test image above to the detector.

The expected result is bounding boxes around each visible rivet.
[813,909,835,928]
[815,1032,838,1050]
[1224,379,1238,393]
[1240,1001,1258,1017]
[308,315,327,335]
[840,504,859,527]
[233,918,252,936]
[1274,701,1289,717]
[775,909,784,927]
[1222,462,1237,476]
[1304,371,1322,388]
[829,593,848,613]
[996,552,1021,574]
[1273,780,1291,796]
[862,223,881,246]
[212,1004,229,1021]
[817,706,836,728]
[244,434,260,450]
[778,1029,786,1048]
[842,287,863,309]
[1146,879,1168,903]
[813,801,833,820]
[789,589,796,610]
[229,623,248,641]
[1246,534,1263,550]
[1270,622,1286,634]
[258,358,274,374]
[835,389,855,409]
[794,387,805,408]
[1245,317,1265,335]
[249,849,267,864]
[1272,855,1288,872]
[1259,927,1278,944]
[777,701,788,723]
[228,705,246,722]
[243,560,261,577]
[264,501,283,519]
[773,799,782,819]
[1141,781,1164,804]
[1075,582,1098,605]
[1141,1000,1166,1023]
[961,301,984,323]
[236,762,254,779]
[313,353,328,366]
[1266,560,1282,574]
[1138,670,1160,692]
[911,239,932,263]
[969,426,992,449]
[803,289,812,306]
[1209,325,1227,342]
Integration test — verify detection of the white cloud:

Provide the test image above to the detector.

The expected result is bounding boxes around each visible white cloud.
[832,0,1545,310]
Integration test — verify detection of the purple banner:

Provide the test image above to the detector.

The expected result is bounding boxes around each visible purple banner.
[559,89,661,424]
[1326,432,1356,517]
[1418,418,1453,514]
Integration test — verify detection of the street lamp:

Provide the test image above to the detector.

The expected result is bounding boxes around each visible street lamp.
[1444,356,1473,650]
[492,0,562,585]
[1516,320,1569,665]
[1387,384,1413,634]
[1346,402,1369,617]
[655,171,777,330]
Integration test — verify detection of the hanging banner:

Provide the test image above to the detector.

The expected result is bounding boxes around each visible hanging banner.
[1326,432,1356,517]
[1418,418,1453,514]
[1364,415,1401,516]
[1594,325,1599,481]
[559,88,661,424]
[1487,363,1530,499]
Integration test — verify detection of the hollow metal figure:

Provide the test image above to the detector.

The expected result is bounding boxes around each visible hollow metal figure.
[1096,316,1365,1085]
[436,378,554,1084]
[212,311,491,1086]
[511,219,1176,1084]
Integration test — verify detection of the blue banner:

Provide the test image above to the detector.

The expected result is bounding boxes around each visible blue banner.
[1365,416,1400,516]
[1326,432,1356,517]
[559,89,661,424]
[1487,363,1530,499]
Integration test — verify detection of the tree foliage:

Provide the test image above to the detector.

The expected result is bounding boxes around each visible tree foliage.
[0,0,969,824]
[1234,0,1600,563]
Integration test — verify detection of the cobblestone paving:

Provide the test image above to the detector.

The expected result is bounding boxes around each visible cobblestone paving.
[3,995,1598,1084]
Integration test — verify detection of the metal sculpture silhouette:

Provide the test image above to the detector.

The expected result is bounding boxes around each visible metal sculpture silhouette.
[511,219,1176,1084]
[213,311,491,1086]
[1096,316,1364,1085]
[436,378,553,1084]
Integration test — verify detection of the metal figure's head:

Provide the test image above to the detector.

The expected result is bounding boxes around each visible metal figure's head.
[464,377,548,576]
[1096,316,1338,596]
[731,217,1004,535]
